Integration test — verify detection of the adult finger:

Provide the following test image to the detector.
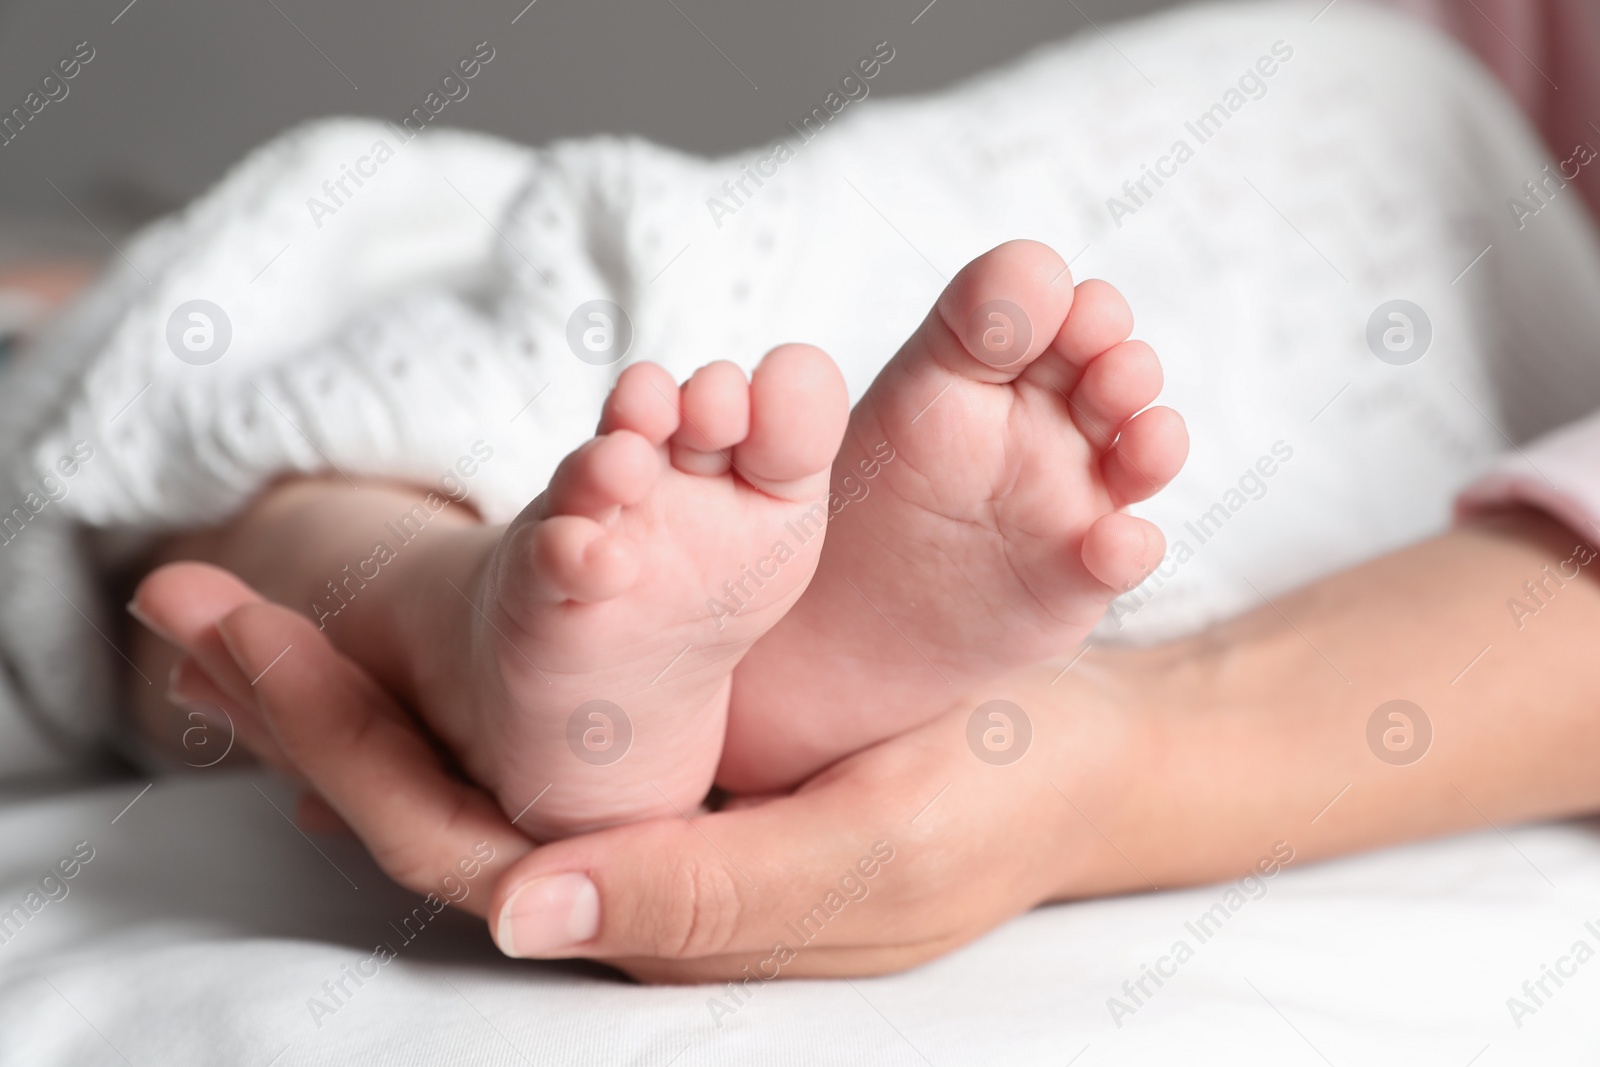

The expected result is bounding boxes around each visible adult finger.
[130,562,277,757]
[296,790,356,837]
[167,652,293,774]
[130,561,264,702]
[217,600,534,918]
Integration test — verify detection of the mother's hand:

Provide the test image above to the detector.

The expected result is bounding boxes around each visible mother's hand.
[133,562,537,913]
[135,562,1124,980]
[481,678,1107,982]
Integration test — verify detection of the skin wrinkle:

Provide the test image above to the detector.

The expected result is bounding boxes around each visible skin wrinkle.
[851,454,1094,639]
[622,825,741,962]
[670,859,706,960]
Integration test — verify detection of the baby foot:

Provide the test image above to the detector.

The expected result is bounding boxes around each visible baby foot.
[723,240,1187,792]
[455,346,847,838]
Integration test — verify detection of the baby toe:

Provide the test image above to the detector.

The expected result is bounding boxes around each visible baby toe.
[1053,279,1135,368]
[671,361,749,476]
[524,513,641,604]
[1103,406,1188,507]
[543,430,660,520]
[1080,512,1165,595]
[1065,339,1163,449]
[598,362,680,446]
[732,343,848,501]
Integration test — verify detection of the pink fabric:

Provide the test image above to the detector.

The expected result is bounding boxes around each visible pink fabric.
[1384,0,1600,539]
[1385,0,1600,223]
[1458,418,1600,541]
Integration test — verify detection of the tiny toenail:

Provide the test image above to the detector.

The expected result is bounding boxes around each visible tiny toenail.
[496,872,600,957]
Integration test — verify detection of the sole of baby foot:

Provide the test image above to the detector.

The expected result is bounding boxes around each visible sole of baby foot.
[446,346,848,839]
[722,239,1188,793]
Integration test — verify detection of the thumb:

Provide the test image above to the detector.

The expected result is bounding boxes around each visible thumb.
[487,779,904,966]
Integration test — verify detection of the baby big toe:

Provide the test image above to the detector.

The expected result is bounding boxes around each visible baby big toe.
[732,343,848,501]
[925,240,1077,382]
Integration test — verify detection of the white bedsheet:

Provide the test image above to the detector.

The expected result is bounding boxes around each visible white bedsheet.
[1,772,1596,1064]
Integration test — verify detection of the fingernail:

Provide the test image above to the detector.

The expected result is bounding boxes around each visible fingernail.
[166,661,206,708]
[166,662,191,706]
[214,616,247,669]
[126,599,177,644]
[495,872,599,957]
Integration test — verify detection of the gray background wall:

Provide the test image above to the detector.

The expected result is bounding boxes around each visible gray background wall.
[0,0,1190,245]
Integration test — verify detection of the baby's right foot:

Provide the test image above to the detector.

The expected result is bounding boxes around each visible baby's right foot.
[722,241,1187,793]
[427,347,847,839]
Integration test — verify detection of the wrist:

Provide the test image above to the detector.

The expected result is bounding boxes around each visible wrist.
[1014,635,1273,903]
[996,652,1170,904]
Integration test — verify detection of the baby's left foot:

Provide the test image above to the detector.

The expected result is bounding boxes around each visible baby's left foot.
[723,240,1188,792]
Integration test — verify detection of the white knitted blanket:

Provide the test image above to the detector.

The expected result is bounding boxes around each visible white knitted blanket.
[3,0,1599,779]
